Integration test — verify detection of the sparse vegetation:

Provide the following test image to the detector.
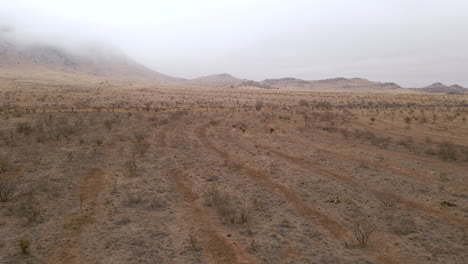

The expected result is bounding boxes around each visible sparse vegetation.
[0,78,467,263]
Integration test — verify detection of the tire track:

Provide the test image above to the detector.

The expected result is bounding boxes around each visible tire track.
[49,168,106,264]
[262,133,466,192]
[196,125,414,264]
[160,130,256,264]
[249,139,468,228]
[196,126,347,239]
[352,119,468,146]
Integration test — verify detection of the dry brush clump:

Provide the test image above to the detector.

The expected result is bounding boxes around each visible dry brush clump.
[0,182,15,202]
[437,141,457,161]
[18,238,31,255]
[353,222,376,247]
[204,186,253,225]
[124,154,138,177]
[0,156,11,173]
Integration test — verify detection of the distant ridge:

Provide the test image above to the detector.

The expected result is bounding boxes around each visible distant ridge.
[185,73,244,87]
[258,77,405,93]
[413,82,467,94]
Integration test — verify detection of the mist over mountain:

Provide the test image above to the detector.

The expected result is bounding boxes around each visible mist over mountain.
[1,0,467,87]
[0,32,180,83]
[0,20,466,93]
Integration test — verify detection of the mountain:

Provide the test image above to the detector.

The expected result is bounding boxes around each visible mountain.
[185,73,245,87]
[259,77,407,93]
[236,80,276,89]
[0,36,182,83]
[415,82,467,94]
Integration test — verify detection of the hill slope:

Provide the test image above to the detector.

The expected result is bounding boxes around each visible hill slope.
[0,36,182,83]
[260,77,408,93]
[185,73,245,87]
[414,83,467,94]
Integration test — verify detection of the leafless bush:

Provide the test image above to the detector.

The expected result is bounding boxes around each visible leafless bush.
[0,156,10,173]
[104,119,114,131]
[238,204,253,225]
[16,122,33,136]
[148,197,167,210]
[255,100,264,111]
[18,238,31,255]
[205,186,253,225]
[319,111,335,122]
[24,205,41,223]
[353,222,376,247]
[125,154,138,177]
[377,193,397,207]
[96,138,103,146]
[438,141,457,161]
[391,219,416,236]
[299,99,310,108]
[0,183,15,202]
[205,186,236,222]
[134,132,147,143]
[134,141,150,156]
[115,216,131,225]
[188,233,201,252]
[124,192,144,206]
[358,160,369,169]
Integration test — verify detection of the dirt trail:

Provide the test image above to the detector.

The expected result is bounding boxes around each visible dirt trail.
[48,167,106,264]
[196,125,419,264]
[377,119,468,141]
[261,133,466,192]
[250,140,468,228]
[171,169,254,264]
[352,119,468,146]
[196,126,347,239]
[321,126,468,170]
[160,130,256,264]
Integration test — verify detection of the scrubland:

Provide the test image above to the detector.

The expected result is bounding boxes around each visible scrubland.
[0,81,467,263]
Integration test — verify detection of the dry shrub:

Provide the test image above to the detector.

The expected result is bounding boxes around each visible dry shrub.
[204,186,253,225]
[16,122,33,136]
[0,182,15,202]
[18,239,31,255]
[438,141,457,161]
[377,193,398,207]
[124,154,138,177]
[353,222,376,247]
[124,192,144,206]
[0,156,10,173]
[205,186,235,221]
[134,141,150,156]
[255,100,264,111]
[391,219,417,236]
[24,204,41,223]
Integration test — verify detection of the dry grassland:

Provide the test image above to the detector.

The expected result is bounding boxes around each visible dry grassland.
[0,80,467,263]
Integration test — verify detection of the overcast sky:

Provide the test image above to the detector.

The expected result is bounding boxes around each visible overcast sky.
[1,0,468,87]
